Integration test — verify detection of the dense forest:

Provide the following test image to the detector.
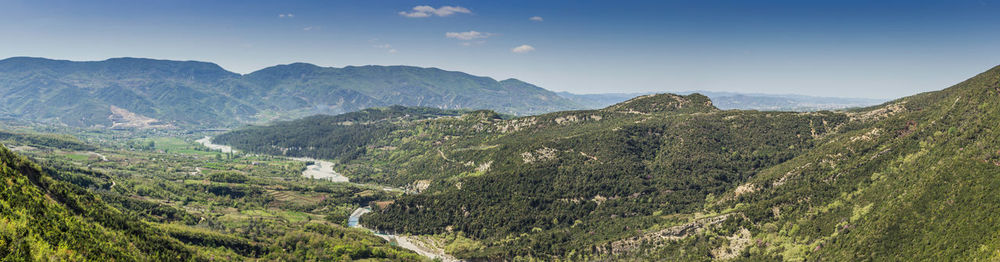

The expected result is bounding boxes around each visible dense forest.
[213,106,469,162]
[214,65,1000,260]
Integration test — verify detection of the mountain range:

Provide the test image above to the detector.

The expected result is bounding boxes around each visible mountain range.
[1,57,892,130]
[0,57,581,128]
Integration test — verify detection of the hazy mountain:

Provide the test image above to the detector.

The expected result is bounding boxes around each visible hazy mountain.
[558,90,885,111]
[217,65,1000,260]
[0,57,583,128]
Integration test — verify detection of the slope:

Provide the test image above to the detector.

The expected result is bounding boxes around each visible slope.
[698,65,1000,260]
[0,145,195,260]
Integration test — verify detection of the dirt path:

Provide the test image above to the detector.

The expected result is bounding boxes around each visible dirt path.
[88,152,108,161]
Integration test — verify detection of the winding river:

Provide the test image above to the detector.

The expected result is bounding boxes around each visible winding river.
[198,136,455,260]
[196,136,349,182]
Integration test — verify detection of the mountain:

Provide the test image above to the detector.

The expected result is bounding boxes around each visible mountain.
[0,57,583,128]
[559,90,885,111]
[215,65,1000,260]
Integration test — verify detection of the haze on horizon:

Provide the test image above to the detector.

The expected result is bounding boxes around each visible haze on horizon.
[2,0,999,99]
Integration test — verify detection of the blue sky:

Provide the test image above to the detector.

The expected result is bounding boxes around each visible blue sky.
[1,0,999,99]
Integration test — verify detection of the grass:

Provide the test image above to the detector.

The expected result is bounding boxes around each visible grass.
[64,153,92,161]
[277,210,313,223]
[147,137,218,156]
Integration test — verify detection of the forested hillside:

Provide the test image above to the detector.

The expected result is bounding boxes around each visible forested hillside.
[1,145,194,260]
[699,64,1000,260]
[213,106,468,161]
[0,57,582,128]
[215,65,1000,260]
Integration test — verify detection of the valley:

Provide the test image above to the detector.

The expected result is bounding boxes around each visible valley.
[4,1,998,261]
[197,136,349,182]
[197,134,450,258]
[1,130,427,261]
[2,64,998,261]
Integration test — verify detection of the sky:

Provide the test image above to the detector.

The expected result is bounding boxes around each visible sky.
[1,0,999,99]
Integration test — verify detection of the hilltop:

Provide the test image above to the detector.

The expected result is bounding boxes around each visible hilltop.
[559,91,885,111]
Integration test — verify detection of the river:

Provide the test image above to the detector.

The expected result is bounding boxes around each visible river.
[198,136,453,260]
[196,136,349,182]
[349,207,460,262]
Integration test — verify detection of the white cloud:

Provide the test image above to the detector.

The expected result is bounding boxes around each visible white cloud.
[445,31,492,40]
[373,43,397,53]
[512,44,535,53]
[399,5,471,18]
[529,16,544,22]
[302,26,314,31]
[278,13,295,18]
[400,11,431,18]
[460,41,486,46]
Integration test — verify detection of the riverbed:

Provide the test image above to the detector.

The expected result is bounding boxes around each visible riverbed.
[349,207,459,262]
[196,136,349,182]
[288,156,348,182]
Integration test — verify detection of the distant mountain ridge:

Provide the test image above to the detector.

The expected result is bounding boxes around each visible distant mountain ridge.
[0,57,582,128]
[559,90,885,111]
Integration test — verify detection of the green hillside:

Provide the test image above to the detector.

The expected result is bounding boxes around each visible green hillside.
[215,65,1000,260]
[702,64,1000,260]
[0,145,194,260]
[0,57,583,128]
[213,106,469,161]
